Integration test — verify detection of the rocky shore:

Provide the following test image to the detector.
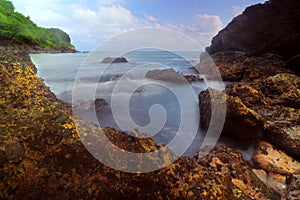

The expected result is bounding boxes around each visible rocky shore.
[0,46,283,199]
[197,1,300,198]
[1,0,299,198]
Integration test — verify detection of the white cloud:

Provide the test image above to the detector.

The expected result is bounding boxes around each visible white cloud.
[163,14,223,48]
[10,0,223,50]
[231,6,244,17]
[143,13,157,22]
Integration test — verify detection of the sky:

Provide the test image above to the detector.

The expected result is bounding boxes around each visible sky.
[10,0,266,51]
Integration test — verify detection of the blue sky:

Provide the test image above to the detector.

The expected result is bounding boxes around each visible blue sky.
[10,0,265,50]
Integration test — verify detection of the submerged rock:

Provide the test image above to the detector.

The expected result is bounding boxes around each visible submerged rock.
[101,56,128,63]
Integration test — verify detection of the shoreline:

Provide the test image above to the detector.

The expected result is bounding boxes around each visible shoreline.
[0,45,288,199]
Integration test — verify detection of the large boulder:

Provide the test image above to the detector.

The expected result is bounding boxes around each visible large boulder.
[199,73,300,157]
[206,0,300,67]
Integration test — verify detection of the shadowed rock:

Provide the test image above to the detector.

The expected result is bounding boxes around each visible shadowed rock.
[206,0,300,64]
[101,57,128,63]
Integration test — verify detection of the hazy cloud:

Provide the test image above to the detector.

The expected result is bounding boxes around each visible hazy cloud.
[231,6,244,17]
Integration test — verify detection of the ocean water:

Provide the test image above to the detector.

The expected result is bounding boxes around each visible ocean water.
[31,50,225,156]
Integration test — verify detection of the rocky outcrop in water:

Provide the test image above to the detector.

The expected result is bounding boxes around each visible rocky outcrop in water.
[101,56,128,63]
[206,0,300,68]
[146,68,203,83]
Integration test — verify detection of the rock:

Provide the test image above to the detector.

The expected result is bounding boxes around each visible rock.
[206,0,300,63]
[252,141,300,175]
[101,57,128,63]
[253,169,287,196]
[173,144,280,199]
[199,88,264,140]
[199,73,300,156]
[252,169,268,184]
[183,74,204,83]
[267,173,286,195]
[5,140,26,163]
[196,51,289,82]
[145,68,187,83]
[286,55,300,76]
[0,148,6,167]
[259,74,300,109]
[94,98,109,111]
[286,174,300,200]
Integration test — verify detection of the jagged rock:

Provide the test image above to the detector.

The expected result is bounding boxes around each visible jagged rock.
[199,88,264,140]
[286,174,300,200]
[252,141,300,175]
[206,0,300,65]
[199,73,300,156]
[172,144,280,199]
[197,51,289,81]
[145,68,188,83]
[183,74,204,83]
[101,57,128,63]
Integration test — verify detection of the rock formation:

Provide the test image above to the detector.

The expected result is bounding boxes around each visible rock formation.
[206,0,300,64]
[101,56,128,63]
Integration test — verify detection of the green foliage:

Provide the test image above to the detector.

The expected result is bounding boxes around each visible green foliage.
[0,0,72,48]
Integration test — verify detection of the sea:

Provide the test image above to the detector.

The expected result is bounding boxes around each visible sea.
[30,50,253,158]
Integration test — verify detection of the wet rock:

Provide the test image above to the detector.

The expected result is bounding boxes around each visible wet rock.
[145,68,187,83]
[101,56,128,63]
[183,74,204,83]
[94,98,108,110]
[5,140,26,163]
[252,141,300,175]
[286,174,300,200]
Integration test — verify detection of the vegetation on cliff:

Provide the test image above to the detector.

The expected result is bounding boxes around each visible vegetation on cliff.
[0,0,73,49]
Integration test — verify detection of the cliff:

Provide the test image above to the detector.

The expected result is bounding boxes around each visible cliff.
[206,0,300,66]
[0,0,76,53]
